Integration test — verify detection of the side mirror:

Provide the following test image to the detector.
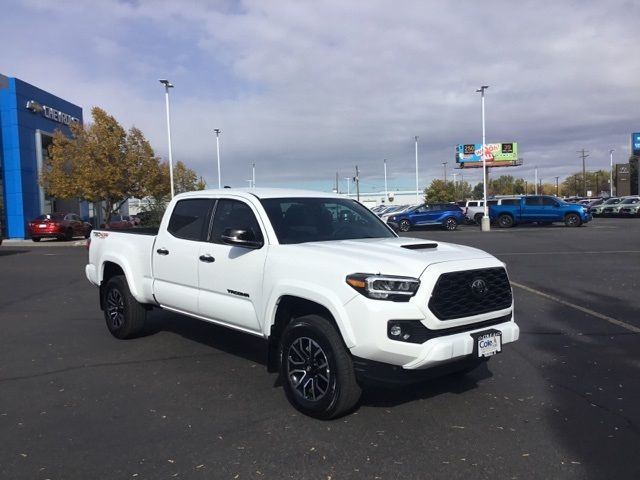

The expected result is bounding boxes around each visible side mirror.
[221,228,263,249]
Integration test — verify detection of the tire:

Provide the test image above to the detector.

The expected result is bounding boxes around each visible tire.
[474,213,483,225]
[103,275,146,339]
[497,214,514,228]
[443,217,458,231]
[398,219,411,232]
[65,228,73,241]
[84,228,92,239]
[280,314,361,419]
[564,213,582,227]
[32,237,41,242]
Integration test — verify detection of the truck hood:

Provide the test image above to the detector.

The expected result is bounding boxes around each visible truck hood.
[280,237,496,279]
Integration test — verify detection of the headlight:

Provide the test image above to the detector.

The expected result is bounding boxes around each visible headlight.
[390,216,396,221]
[346,273,420,301]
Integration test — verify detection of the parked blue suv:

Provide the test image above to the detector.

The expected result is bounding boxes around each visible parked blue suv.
[387,203,465,231]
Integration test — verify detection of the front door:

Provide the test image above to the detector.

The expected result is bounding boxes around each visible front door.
[197,198,266,333]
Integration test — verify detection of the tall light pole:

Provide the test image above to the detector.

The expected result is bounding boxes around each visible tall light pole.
[214,129,222,189]
[442,162,447,182]
[555,176,559,196]
[252,163,256,188]
[414,136,420,203]
[159,79,175,198]
[344,177,351,197]
[534,167,538,195]
[609,149,614,197]
[383,159,388,201]
[476,85,490,231]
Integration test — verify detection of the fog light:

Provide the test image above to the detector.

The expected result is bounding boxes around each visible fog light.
[390,324,402,337]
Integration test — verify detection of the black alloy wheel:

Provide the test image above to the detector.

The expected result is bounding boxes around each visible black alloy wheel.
[280,315,361,419]
[498,214,514,228]
[564,213,582,227]
[103,275,146,339]
[398,219,412,232]
[443,217,458,231]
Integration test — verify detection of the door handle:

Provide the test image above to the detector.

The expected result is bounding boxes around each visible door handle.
[156,248,169,256]
[199,254,215,263]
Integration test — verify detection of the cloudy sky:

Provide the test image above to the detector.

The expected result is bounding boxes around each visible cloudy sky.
[2,0,638,192]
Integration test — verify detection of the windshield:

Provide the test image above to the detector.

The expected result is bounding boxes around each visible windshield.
[621,198,639,204]
[260,197,396,244]
[603,198,621,205]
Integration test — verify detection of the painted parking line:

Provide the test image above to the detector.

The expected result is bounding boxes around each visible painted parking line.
[511,281,640,333]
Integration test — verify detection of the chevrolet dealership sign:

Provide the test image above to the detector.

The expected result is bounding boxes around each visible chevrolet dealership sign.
[26,100,79,125]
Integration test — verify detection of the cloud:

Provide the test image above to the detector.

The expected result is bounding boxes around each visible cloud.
[2,0,639,191]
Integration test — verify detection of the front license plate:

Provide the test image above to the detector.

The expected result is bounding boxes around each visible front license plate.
[475,330,502,357]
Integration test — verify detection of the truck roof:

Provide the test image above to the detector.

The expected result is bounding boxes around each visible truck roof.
[176,188,343,200]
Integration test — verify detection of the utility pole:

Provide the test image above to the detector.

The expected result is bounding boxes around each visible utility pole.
[609,149,615,197]
[555,176,559,197]
[442,162,447,183]
[252,163,256,188]
[214,128,222,189]
[414,136,420,204]
[383,159,388,200]
[577,149,589,197]
[355,166,360,202]
[534,167,538,195]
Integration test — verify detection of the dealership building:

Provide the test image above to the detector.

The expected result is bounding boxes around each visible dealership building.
[0,73,85,239]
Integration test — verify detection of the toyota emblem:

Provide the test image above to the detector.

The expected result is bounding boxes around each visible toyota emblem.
[471,278,488,297]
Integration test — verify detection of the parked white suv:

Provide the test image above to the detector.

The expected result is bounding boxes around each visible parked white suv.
[463,197,522,224]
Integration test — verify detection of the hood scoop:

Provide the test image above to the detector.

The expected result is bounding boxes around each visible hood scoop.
[401,242,438,250]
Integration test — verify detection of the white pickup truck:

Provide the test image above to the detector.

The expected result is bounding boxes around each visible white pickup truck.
[86,188,519,419]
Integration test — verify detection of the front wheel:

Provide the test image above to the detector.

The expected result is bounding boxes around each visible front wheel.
[398,219,411,232]
[280,315,361,419]
[497,214,514,228]
[564,213,582,227]
[103,275,146,339]
[32,237,41,242]
[443,217,458,231]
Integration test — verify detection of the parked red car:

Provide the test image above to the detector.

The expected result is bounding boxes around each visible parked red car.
[28,213,92,242]
[99,215,135,230]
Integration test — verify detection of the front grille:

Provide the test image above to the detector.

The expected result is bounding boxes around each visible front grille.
[428,267,512,320]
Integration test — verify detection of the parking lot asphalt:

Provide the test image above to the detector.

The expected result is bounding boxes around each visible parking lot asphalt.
[0,217,639,479]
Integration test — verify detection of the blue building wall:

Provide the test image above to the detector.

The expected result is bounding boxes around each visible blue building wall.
[0,74,82,239]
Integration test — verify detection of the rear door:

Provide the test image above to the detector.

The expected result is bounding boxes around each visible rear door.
[522,196,544,222]
[197,198,267,333]
[152,198,214,315]
[410,205,434,225]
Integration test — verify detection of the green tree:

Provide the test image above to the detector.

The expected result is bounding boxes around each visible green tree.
[44,107,164,225]
[472,182,484,199]
[424,179,455,202]
[560,170,610,197]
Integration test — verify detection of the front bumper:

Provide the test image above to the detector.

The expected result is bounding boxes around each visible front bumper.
[344,259,519,372]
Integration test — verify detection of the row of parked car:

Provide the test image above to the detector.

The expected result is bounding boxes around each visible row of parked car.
[586,196,640,217]
[371,194,597,231]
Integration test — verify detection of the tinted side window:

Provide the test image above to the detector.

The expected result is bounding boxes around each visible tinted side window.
[501,199,519,205]
[167,199,211,241]
[487,200,498,206]
[211,199,263,245]
[525,197,542,206]
[542,197,558,206]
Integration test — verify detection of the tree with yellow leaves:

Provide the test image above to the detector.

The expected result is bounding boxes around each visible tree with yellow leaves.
[44,107,167,225]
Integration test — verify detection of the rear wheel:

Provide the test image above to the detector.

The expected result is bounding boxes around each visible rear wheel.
[497,214,514,228]
[564,213,581,227]
[64,228,73,241]
[32,237,41,242]
[443,217,458,231]
[474,213,483,225]
[280,314,361,419]
[398,219,411,232]
[103,275,146,339]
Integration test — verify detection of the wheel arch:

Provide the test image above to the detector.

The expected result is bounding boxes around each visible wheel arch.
[266,293,354,373]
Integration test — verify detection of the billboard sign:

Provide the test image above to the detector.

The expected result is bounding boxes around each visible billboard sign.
[632,132,640,156]
[456,142,518,163]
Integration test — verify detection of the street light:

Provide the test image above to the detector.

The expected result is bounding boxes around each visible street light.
[214,129,222,189]
[159,79,175,198]
[383,159,388,200]
[344,177,351,196]
[442,162,447,182]
[414,136,420,203]
[555,176,559,197]
[609,149,615,197]
[476,85,490,231]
